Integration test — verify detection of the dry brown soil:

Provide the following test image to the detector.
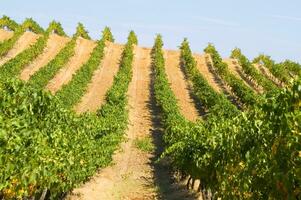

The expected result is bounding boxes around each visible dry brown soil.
[0,29,13,41]
[164,50,200,121]
[0,31,39,66]
[74,42,123,113]
[223,58,261,92]
[194,53,222,93]
[19,34,70,81]
[204,54,243,108]
[0,29,234,199]
[45,37,96,94]
[68,46,157,200]
[68,45,200,200]
[253,63,283,87]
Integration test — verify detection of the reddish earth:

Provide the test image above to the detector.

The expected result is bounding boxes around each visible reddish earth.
[0,31,39,66]
[19,34,70,81]
[46,37,96,94]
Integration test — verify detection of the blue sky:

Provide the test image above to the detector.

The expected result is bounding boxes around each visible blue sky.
[1,0,300,62]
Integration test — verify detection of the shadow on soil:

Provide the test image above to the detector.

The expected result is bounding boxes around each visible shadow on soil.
[179,59,207,117]
[145,64,199,200]
[206,61,243,110]
[234,65,260,93]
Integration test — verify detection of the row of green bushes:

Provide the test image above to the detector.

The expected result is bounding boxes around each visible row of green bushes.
[0,17,44,58]
[0,30,137,199]
[154,36,301,199]
[27,22,97,90]
[253,54,291,84]
[231,48,278,92]
[0,19,70,82]
[0,32,48,81]
[279,60,301,77]
[180,39,239,119]
[204,44,259,107]
[56,27,114,109]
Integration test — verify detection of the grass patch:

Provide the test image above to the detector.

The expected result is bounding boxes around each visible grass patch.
[134,137,154,153]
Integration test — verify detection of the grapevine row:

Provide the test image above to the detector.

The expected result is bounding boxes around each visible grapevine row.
[56,27,114,109]
[153,37,301,199]
[151,34,201,187]
[96,30,137,136]
[180,39,239,119]
[231,48,278,92]
[0,21,70,83]
[46,21,67,37]
[27,37,76,89]
[0,15,19,31]
[27,23,93,90]
[204,44,259,107]
[253,54,291,85]
[0,31,47,81]
[0,31,137,199]
[280,60,301,77]
[0,17,44,58]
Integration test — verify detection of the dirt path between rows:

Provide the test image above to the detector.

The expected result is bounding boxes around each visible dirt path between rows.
[69,46,156,200]
[67,46,201,200]
[0,31,39,66]
[0,29,13,42]
[45,37,96,94]
[223,58,261,93]
[74,42,123,113]
[164,50,201,121]
[19,34,70,81]
[68,46,199,200]
[204,54,243,109]
[194,54,222,93]
[253,63,283,87]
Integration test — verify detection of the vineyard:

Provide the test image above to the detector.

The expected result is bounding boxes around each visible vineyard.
[0,16,300,200]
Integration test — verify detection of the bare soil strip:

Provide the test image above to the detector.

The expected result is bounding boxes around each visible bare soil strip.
[74,42,123,114]
[194,53,222,93]
[223,58,261,93]
[45,37,96,94]
[69,47,157,200]
[164,50,200,121]
[0,29,13,42]
[0,31,39,66]
[253,63,283,87]
[68,47,199,200]
[19,34,70,81]
[205,55,243,109]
